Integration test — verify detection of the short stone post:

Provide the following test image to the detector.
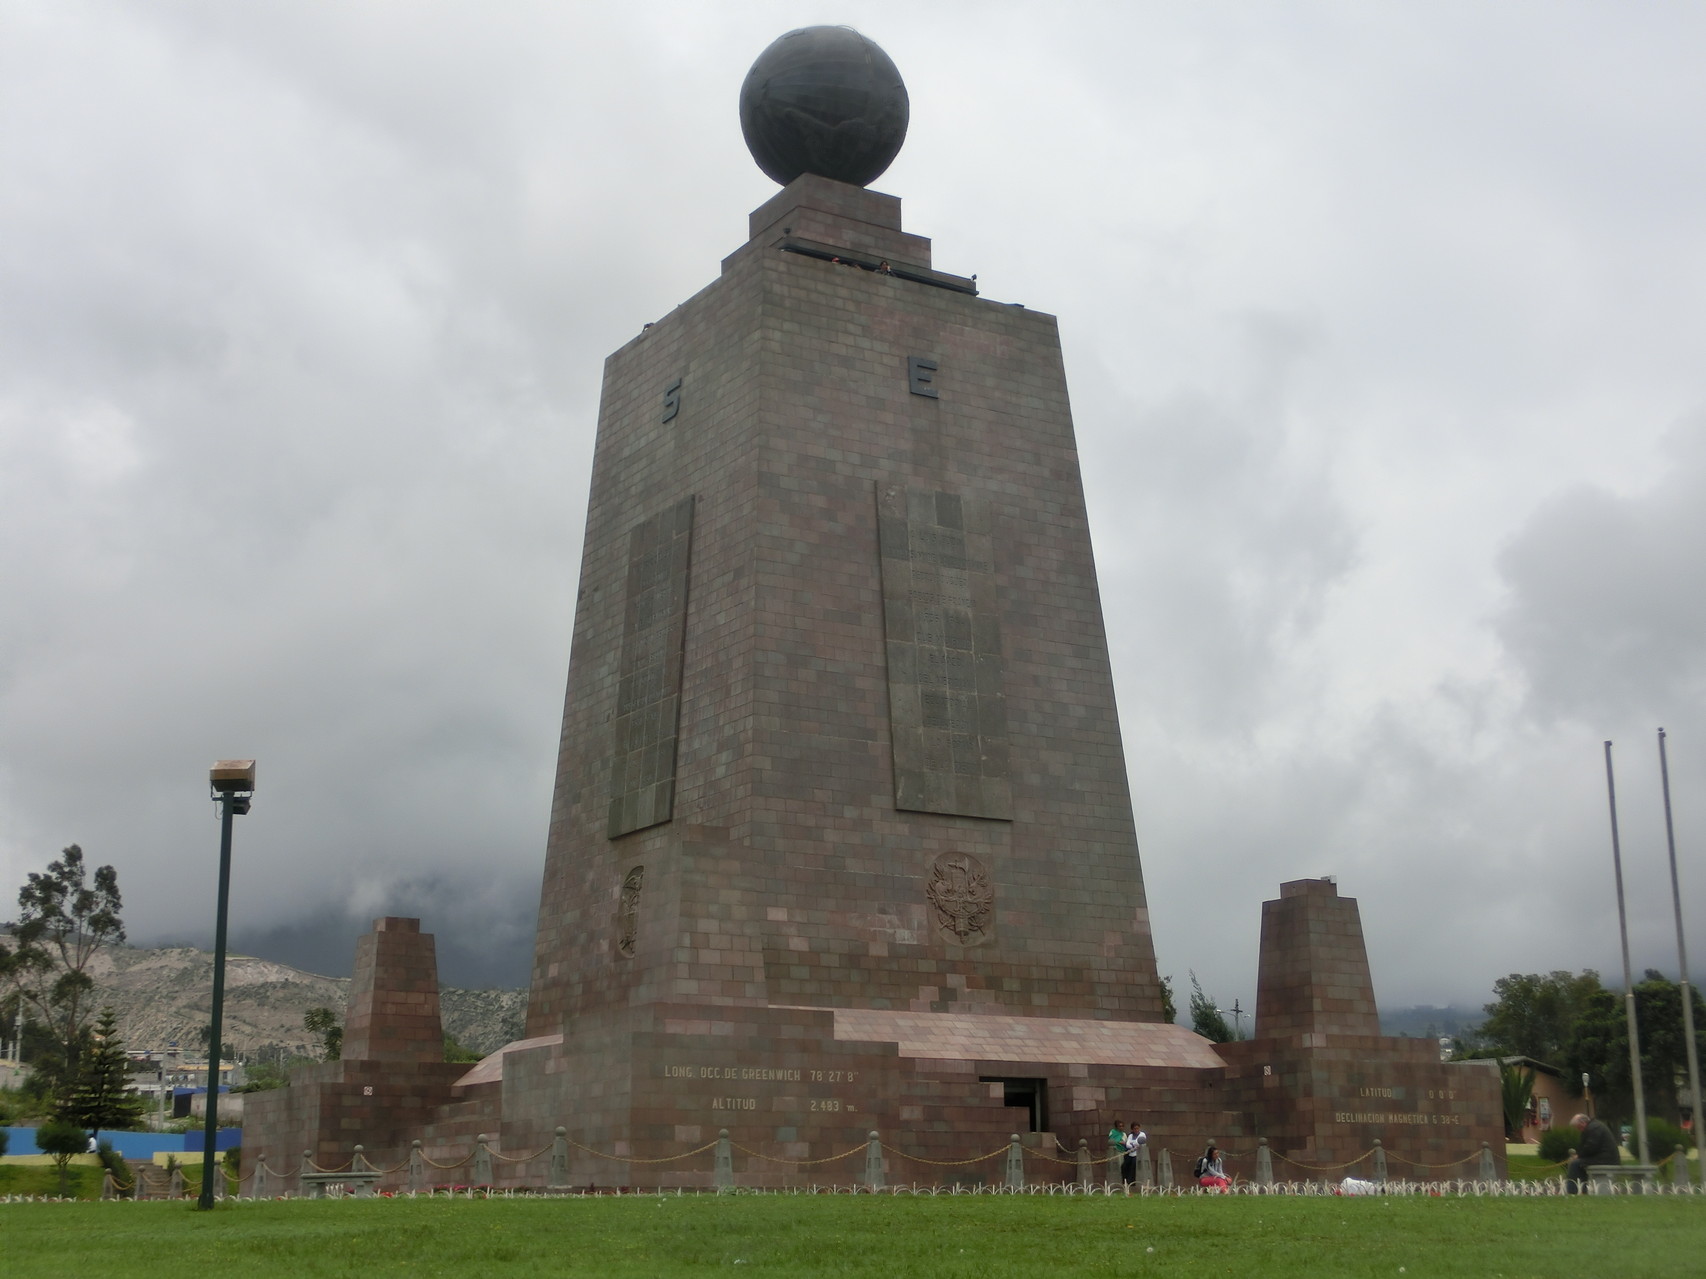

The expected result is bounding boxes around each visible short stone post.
[474,1134,494,1187]
[550,1127,569,1189]
[1004,1134,1025,1190]
[1477,1142,1495,1183]
[714,1129,734,1190]
[1674,1144,1692,1188]
[409,1140,426,1193]
[863,1130,885,1190]
[1076,1138,1092,1189]
[101,1172,118,1200]
[1372,1139,1387,1185]
[352,1145,373,1197]
[1136,1141,1152,1187]
[1107,1135,1122,1184]
[299,1150,314,1199]
[170,1165,185,1199]
[254,1152,269,1199]
[1255,1138,1273,1188]
[1157,1149,1174,1190]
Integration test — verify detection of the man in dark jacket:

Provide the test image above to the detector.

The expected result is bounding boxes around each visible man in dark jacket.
[1565,1112,1621,1193]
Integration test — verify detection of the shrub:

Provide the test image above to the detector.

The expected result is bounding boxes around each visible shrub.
[1537,1126,1578,1163]
[35,1117,88,1195]
[95,1139,132,1192]
[0,1128,7,1157]
[1642,1117,1687,1160]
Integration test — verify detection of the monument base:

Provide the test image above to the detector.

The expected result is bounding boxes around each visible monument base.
[243,885,1502,1190]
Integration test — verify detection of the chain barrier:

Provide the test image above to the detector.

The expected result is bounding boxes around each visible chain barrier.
[567,1138,720,1164]
[1385,1150,1481,1171]
[730,1141,866,1167]
[879,1142,1008,1168]
[1270,1148,1376,1173]
[418,1151,473,1170]
[490,1144,556,1165]
[305,1157,353,1173]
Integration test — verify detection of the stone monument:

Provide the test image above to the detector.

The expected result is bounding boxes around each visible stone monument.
[244,27,1501,1189]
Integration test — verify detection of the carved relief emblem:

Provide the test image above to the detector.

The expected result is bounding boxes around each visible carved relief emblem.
[616,865,644,957]
[926,853,993,945]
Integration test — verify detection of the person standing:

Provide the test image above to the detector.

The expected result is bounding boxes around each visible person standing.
[1565,1112,1620,1193]
[1123,1122,1148,1188]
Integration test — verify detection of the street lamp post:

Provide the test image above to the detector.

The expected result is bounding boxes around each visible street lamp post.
[198,759,254,1211]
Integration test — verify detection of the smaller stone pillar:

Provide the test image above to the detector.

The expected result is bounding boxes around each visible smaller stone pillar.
[550,1127,569,1189]
[1255,1138,1272,1187]
[1372,1139,1387,1185]
[1157,1149,1174,1190]
[409,1140,426,1193]
[1674,1144,1692,1188]
[474,1134,494,1186]
[863,1131,885,1190]
[299,1150,313,1199]
[170,1166,185,1199]
[254,1152,269,1199]
[1004,1134,1024,1190]
[1136,1141,1152,1187]
[352,1145,372,1197]
[1076,1139,1091,1189]
[1477,1142,1495,1182]
[714,1130,734,1189]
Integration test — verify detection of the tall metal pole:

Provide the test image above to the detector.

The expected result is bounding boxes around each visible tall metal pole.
[197,796,237,1210]
[1658,728,1705,1178]
[1604,740,1651,1165]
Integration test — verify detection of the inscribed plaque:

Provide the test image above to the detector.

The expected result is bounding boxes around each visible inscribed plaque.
[607,496,695,837]
[876,484,1011,819]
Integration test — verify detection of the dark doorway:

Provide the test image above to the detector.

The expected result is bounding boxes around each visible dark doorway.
[980,1076,1048,1133]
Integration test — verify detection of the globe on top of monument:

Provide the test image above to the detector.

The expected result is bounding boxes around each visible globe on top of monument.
[739,26,909,188]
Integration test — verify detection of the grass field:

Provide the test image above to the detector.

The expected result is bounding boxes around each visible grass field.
[3,1194,1703,1278]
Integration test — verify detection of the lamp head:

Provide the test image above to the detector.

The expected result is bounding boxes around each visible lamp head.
[209,759,256,810]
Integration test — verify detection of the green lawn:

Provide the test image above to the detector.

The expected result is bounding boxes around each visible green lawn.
[2,1194,1702,1278]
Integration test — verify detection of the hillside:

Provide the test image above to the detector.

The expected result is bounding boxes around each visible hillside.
[76,943,527,1059]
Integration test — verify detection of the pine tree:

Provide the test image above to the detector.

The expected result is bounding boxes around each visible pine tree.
[59,1007,143,1139]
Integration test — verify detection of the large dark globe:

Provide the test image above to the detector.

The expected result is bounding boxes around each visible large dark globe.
[739,27,908,188]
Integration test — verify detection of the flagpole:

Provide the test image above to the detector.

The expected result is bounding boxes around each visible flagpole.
[1605,740,1651,1166]
[1658,728,1704,1179]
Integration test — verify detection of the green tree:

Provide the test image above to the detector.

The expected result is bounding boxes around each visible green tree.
[1158,974,1177,1024]
[303,1007,342,1061]
[10,846,125,1094]
[34,1116,87,1195]
[1498,1059,1536,1139]
[1189,971,1234,1043]
[1566,969,1706,1126]
[1479,970,1603,1063]
[444,1033,482,1063]
[59,1007,143,1140]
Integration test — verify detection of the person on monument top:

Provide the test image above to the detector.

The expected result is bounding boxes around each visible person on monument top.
[1564,1112,1620,1193]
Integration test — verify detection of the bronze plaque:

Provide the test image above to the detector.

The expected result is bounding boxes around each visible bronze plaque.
[877,484,1010,819]
[607,496,695,837]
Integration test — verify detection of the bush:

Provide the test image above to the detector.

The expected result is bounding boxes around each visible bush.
[0,1128,7,1157]
[95,1139,132,1192]
[1537,1126,1578,1163]
[1642,1116,1688,1160]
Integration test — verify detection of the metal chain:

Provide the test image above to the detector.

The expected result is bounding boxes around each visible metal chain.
[490,1144,556,1164]
[731,1141,866,1167]
[879,1143,1008,1168]
[567,1138,720,1164]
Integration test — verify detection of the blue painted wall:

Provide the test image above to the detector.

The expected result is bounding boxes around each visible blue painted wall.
[3,1126,242,1157]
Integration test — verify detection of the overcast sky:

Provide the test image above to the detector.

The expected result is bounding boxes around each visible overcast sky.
[3,2,1703,1020]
